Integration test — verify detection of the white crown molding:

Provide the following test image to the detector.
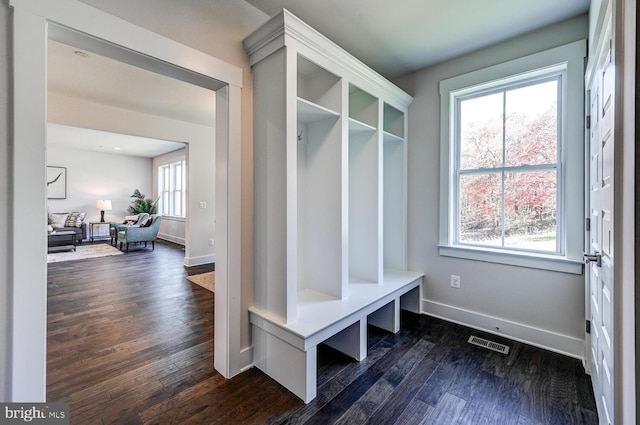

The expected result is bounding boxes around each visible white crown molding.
[243,9,413,109]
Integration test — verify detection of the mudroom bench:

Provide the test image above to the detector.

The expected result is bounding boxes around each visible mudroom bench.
[250,270,423,403]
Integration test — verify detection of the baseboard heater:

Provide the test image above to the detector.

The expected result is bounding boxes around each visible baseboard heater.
[468,335,510,355]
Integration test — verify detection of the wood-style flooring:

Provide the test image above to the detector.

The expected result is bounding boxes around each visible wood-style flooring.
[47,240,598,424]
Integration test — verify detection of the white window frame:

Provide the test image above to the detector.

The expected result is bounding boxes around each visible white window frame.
[158,159,186,218]
[438,41,586,274]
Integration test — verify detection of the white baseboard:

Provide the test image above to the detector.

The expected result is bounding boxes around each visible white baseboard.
[240,346,254,372]
[183,254,215,267]
[421,299,584,360]
[158,234,185,245]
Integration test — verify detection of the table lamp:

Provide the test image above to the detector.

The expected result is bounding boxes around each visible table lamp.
[96,200,112,222]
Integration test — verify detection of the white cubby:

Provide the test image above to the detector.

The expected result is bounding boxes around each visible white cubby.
[297,106,342,298]
[297,55,341,113]
[349,84,378,128]
[383,103,404,138]
[245,9,422,404]
[348,85,380,284]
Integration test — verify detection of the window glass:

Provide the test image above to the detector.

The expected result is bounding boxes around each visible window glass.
[456,77,560,253]
[157,160,186,217]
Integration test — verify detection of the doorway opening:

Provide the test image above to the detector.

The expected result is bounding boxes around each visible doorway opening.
[11,2,243,400]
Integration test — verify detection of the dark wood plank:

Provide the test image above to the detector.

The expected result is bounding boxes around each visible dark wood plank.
[427,391,466,424]
[47,241,598,425]
[47,240,300,425]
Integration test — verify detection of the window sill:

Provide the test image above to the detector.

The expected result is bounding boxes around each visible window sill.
[438,244,584,275]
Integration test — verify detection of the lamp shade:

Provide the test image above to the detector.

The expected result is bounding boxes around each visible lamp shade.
[96,200,112,211]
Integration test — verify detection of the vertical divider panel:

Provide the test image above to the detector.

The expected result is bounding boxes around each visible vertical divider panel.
[341,79,350,297]
[253,47,290,323]
[348,85,380,284]
[383,103,407,271]
[286,50,299,322]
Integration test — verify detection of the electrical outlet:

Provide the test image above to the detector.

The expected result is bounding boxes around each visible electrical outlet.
[209,238,215,246]
[200,201,207,209]
[450,274,461,289]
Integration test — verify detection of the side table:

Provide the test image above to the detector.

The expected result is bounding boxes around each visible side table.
[89,222,111,243]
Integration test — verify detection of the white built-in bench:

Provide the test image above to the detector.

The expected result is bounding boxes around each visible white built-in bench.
[250,270,423,403]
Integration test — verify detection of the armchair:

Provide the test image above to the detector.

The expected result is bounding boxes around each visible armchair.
[109,213,150,246]
[117,215,162,252]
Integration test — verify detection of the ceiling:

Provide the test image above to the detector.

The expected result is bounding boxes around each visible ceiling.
[48,0,590,157]
[48,39,213,158]
[47,123,185,158]
[244,0,590,78]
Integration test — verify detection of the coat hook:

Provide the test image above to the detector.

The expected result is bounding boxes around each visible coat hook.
[297,130,303,142]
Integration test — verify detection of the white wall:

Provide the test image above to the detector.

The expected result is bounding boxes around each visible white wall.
[0,0,10,402]
[47,145,153,236]
[0,0,263,401]
[49,92,216,265]
[395,15,589,357]
[79,0,266,352]
[153,148,188,245]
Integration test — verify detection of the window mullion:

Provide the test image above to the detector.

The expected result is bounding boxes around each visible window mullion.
[501,91,506,248]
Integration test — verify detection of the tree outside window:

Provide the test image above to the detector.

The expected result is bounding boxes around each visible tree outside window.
[456,78,560,253]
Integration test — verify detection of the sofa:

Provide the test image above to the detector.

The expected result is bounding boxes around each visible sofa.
[48,212,87,245]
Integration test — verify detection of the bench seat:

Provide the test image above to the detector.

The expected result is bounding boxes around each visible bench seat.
[250,270,423,403]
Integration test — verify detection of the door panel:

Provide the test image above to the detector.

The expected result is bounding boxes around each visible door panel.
[586,17,614,425]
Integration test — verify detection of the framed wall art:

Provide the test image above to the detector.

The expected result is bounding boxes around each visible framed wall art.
[47,166,67,199]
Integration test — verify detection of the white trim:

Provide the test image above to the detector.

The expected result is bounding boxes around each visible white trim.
[439,40,587,270]
[184,254,216,267]
[239,346,254,372]
[613,0,636,422]
[160,216,186,223]
[421,300,584,359]
[10,0,243,400]
[157,235,185,246]
[438,244,584,274]
[243,9,413,111]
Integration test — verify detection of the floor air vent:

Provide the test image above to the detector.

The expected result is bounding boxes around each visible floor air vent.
[468,336,510,355]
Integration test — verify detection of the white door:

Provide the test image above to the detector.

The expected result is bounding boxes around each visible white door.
[585,18,615,425]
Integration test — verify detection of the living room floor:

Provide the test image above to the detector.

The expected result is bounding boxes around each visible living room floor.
[47,240,597,424]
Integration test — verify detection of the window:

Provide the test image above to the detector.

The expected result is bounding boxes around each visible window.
[456,76,561,253]
[439,41,586,274]
[158,160,186,217]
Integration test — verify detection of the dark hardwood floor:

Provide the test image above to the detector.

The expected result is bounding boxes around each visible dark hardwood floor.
[47,240,598,424]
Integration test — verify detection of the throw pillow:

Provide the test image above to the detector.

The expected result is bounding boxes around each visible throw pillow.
[123,214,139,225]
[65,212,86,228]
[139,217,152,228]
[50,213,68,229]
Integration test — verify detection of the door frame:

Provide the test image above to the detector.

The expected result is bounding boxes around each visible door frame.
[10,0,243,400]
[584,0,637,422]
[612,0,637,422]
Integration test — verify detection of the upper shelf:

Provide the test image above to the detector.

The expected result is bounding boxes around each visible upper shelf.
[383,131,404,143]
[297,97,340,124]
[349,117,376,134]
